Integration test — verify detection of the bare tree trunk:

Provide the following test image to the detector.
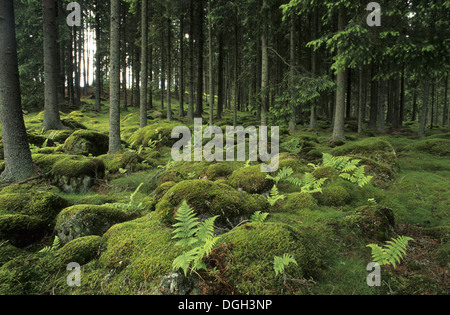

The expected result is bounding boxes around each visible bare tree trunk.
[42,0,63,130]
[443,73,449,126]
[94,0,102,112]
[109,0,121,154]
[167,18,173,121]
[0,0,35,183]
[418,80,430,138]
[332,5,346,142]
[179,15,185,117]
[140,0,148,127]
[260,0,269,127]
[208,0,213,126]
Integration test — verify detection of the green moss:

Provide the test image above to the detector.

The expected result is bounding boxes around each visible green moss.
[314,180,354,207]
[0,243,26,267]
[281,192,317,212]
[331,137,397,168]
[62,130,109,157]
[57,235,102,265]
[312,166,339,182]
[154,180,267,226]
[99,216,181,281]
[51,155,105,179]
[157,170,185,186]
[99,151,144,174]
[204,163,234,180]
[55,205,133,244]
[228,164,274,194]
[0,191,69,224]
[219,222,329,295]
[404,138,450,157]
[0,215,47,248]
[127,122,180,148]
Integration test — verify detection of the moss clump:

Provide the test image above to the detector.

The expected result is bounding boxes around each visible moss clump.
[0,243,26,267]
[99,216,181,281]
[55,205,133,244]
[281,192,317,212]
[57,235,102,265]
[312,166,339,182]
[99,151,144,174]
[219,222,328,295]
[204,163,234,180]
[0,215,47,248]
[127,122,180,149]
[331,137,397,168]
[314,180,353,207]
[405,138,450,157]
[0,191,69,224]
[157,170,185,186]
[154,180,268,226]
[228,165,274,194]
[339,206,395,242]
[62,130,109,157]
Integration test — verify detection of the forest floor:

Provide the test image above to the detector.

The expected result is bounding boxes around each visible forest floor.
[0,92,448,295]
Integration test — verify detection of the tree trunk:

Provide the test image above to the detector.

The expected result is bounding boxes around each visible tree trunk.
[418,80,430,138]
[109,0,121,154]
[289,12,297,131]
[332,5,346,142]
[443,73,449,126]
[208,0,213,126]
[195,0,204,117]
[217,31,224,119]
[140,0,148,128]
[260,0,269,127]
[188,0,194,119]
[42,0,63,130]
[179,15,185,117]
[377,80,386,132]
[0,0,35,183]
[233,17,238,127]
[167,18,173,121]
[94,0,102,112]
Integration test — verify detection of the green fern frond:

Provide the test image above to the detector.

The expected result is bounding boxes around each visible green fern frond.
[266,185,285,206]
[367,236,414,269]
[39,236,60,253]
[250,211,270,223]
[273,254,298,277]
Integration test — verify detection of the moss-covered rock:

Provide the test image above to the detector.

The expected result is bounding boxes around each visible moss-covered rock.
[281,192,317,212]
[127,122,180,149]
[405,138,450,157]
[228,164,274,194]
[57,235,102,265]
[157,170,185,186]
[50,155,105,193]
[340,206,395,242]
[0,242,26,267]
[331,137,398,169]
[218,222,328,295]
[99,216,181,281]
[0,215,47,248]
[55,205,133,244]
[204,163,234,180]
[99,151,144,174]
[154,180,269,226]
[314,180,354,207]
[62,130,109,157]
[0,191,69,224]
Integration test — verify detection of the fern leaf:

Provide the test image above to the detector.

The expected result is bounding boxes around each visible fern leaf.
[250,211,270,223]
[273,254,298,277]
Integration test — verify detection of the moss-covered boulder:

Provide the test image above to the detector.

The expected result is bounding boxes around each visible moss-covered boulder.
[62,130,109,157]
[154,180,269,226]
[314,180,354,207]
[55,205,133,244]
[0,242,26,267]
[203,163,234,180]
[57,235,102,265]
[217,222,328,295]
[228,165,274,194]
[281,192,317,212]
[331,137,398,169]
[48,155,105,193]
[127,122,180,149]
[0,191,69,224]
[99,216,181,282]
[0,215,47,248]
[405,138,450,157]
[340,206,396,242]
[99,151,144,174]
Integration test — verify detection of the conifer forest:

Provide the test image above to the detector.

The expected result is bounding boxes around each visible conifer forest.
[0,0,448,298]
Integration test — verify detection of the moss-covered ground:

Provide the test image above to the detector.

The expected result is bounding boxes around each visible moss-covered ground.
[0,93,448,295]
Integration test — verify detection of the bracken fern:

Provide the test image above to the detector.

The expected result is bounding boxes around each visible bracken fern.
[367,236,414,269]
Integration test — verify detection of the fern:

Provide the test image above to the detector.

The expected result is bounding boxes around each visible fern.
[266,185,285,206]
[367,236,414,269]
[108,183,145,214]
[39,236,60,253]
[273,254,298,277]
[172,201,219,277]
[285,172,326,194]
[250,211,270,223]
[265,167,294,184]
[322,153,373,188]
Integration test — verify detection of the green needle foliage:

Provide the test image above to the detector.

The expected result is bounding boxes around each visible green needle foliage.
[367,236,414,269]
[172,200,219,277]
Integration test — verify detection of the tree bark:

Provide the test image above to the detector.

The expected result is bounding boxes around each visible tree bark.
[260,0,269,127]
[179,15,185,117]
[332,5,346,142]
[94,0,102,112]
[418,80,430,138]
[195,0,204,117]
[109,0,121,154]
[140,0,148,128]
[289,12,297,131]
[208,0,213,126]
[0,0,35,183]
[42,0,63,130]
[443,73,449,126]
[167,18,173,121]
